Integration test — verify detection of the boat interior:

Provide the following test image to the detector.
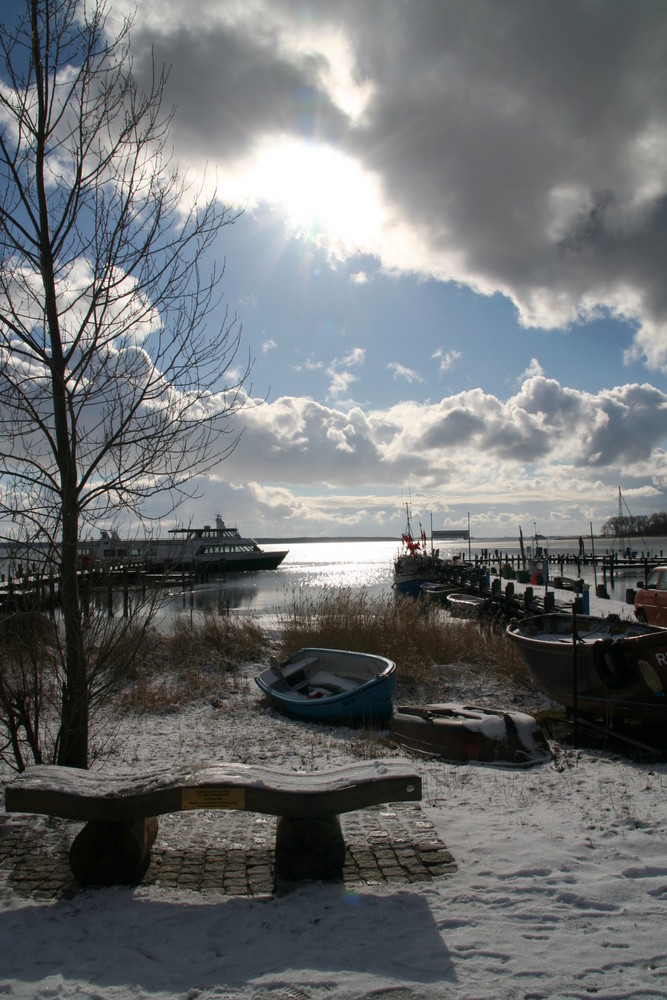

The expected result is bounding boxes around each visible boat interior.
[514,615,653,644]
[270,656,361,697]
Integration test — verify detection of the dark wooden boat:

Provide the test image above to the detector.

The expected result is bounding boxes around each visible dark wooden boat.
[391,703,551,767]
[420,581,459,605]
[506,613,667,724]
[255,647,397,724]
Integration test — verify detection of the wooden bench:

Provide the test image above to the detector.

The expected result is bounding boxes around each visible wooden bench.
[4,760,421,886]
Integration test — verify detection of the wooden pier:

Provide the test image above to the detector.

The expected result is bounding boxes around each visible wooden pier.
[0,562,201,617]
[456,549,664,589]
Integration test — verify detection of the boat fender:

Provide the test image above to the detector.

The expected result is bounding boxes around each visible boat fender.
[592,639,629,690]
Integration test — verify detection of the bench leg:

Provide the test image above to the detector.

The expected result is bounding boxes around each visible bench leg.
[69,817,159,885]
[274,815,346,882]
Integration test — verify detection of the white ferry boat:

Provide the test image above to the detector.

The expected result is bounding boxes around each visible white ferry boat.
[81,516,288,573]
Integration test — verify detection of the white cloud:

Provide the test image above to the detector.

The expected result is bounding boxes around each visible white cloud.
[432,349,462,375]
[220,378,667,520]
[387,362,425,384]
[518,358,545,383]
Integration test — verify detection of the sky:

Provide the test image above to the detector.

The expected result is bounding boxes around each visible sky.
[5,0,667,540]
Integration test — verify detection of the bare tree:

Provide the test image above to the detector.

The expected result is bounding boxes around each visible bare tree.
[0,0,251,767]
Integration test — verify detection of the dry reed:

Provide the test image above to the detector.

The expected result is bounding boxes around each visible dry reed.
[115,588,534,711]
[276,587,531,701]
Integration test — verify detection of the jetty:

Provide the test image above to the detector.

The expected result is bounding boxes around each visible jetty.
[447,546,664,594]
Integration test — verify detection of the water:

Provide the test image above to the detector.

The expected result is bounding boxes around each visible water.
[161,535,667,627]
[162,540,398,626]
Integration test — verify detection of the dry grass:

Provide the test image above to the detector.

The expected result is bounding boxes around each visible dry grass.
[112,588,534,712]
[276,587,532,702]
[113,608,267,712]
[168,607,267,670]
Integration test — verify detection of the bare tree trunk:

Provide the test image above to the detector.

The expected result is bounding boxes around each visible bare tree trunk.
[57,497,88,768]
[31,0,88,768]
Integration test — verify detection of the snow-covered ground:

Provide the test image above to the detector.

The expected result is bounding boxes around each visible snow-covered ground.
[1,611,666,999]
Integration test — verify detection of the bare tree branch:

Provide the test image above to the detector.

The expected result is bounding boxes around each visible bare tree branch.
[0,0,251,767]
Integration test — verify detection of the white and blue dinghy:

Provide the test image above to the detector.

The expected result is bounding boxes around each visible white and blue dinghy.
[255,647,397,724]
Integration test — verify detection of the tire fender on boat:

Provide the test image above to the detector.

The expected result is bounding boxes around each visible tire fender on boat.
[592,639,629,690]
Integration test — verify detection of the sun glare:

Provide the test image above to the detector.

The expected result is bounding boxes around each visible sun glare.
[246,139,384,250]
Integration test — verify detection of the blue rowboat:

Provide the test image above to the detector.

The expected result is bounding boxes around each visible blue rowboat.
[255,647,397,724]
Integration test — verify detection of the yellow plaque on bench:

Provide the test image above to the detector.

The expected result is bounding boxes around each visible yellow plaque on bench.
[181,787,245,810]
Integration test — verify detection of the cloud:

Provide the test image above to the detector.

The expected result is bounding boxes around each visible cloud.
[341,347,366,367]
[520,358,545,380]
[433,348,462,375]
[387,362,425,384]
[221,378,667,509]
[324,347,366,401]
[126,0,667,371]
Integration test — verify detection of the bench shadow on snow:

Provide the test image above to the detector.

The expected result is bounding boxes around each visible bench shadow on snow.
[0,887,455,990]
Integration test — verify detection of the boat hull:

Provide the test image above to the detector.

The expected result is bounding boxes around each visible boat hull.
[506,613,667,724]
[255,647,397,724]
[420,582,459,604]
[446,592,488,619]
[391,704,550,767]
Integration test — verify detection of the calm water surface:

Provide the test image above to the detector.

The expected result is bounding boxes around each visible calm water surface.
[162,535,667,627]
[163,540,398,625]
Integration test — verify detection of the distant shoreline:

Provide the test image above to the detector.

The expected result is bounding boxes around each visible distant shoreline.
[257,534,591,544]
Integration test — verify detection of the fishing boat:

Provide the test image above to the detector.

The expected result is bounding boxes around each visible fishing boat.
[518,524,550,584]
[393,503,449,596]
[446,592,489,618]
[391,704,551,767]
[255,647,397,724]
[80,516,288,573]
[506,612,667,725]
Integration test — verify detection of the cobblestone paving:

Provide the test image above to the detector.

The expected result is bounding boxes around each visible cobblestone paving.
[0,803,456,899]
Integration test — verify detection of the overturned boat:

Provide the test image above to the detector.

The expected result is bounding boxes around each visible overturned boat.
[506,612,667,725]
[391,704,550,767]
[255,647,397,724]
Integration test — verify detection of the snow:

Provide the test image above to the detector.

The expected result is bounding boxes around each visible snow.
[8,759,420,801]
[2,648,667,998]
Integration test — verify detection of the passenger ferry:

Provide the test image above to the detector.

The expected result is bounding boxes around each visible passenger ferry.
[81,516,288,573]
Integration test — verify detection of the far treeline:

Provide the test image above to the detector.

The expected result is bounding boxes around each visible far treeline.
[600,511,667,538]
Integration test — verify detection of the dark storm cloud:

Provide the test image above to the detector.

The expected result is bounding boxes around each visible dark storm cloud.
[131,13,349,161]
[128,0,667,367]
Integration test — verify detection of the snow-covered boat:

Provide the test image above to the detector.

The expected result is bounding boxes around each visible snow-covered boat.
[390,704,551,767]
[255,647,397,724]
[506,613,667,724]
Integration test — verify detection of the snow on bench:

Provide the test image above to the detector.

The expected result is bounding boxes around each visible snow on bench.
[4,760,422,887]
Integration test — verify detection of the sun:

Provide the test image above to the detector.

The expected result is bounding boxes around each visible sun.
[245,137,384,250]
